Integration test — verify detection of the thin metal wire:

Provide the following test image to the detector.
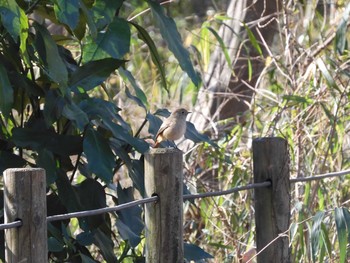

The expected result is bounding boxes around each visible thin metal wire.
[1,169,350,230]
[47,196,158,223]
[0,220,22,231]
[290,169,350,183]
[183,181,271,200]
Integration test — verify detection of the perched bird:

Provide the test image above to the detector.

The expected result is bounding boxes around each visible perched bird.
[154,108,190,148]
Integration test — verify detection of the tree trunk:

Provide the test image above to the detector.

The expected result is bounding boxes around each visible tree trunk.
[191,0,281,133]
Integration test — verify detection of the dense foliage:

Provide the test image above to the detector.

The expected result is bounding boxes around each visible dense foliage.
[0,0,209,262]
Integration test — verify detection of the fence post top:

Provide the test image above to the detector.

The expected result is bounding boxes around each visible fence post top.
[146,148,183,155]
[4,168,45,173]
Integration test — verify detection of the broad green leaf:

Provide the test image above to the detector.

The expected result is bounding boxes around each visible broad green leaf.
[184,243,214,261]
[83,128,115,183]
[12,127,83,156]
[79,0,97,38]
[62,99,89,130]
[92,228,118,262]
[0,63,13,118]
[311,211,325,262]
[115,185,143,247]
[77,232,94,246]
[48,236,64,252]
[37,149,58,186]
[80,253,97,263]
[130,21,168,91]
[185,122,218,148]
[92,0,124,29]
[75,179,106,229]
[0,1,28,54]
[103,119,149,154]
[69,58,125,92]
[33,22,68,86]
[83,17,130,62]
[335,207,348,263]
[147,1,200,87]
[54,0,80,30]
[118,68,148,108]
[125,86,147,110]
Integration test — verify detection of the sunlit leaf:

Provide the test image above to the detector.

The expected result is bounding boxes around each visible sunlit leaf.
[311,211,325,262]
[244,23,263,56]
[54,0,80,30]
[33,22,68,86]
[147,1,200,87]
[130,21,168,91]
[91,0,124,29]
[119,67,148,109]
[62,99,89,130]
[335,207,348,263]
[0,1,28,54]
[83,17,130,62]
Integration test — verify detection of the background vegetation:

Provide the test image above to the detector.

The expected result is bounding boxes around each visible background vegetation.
[1,0,350,262]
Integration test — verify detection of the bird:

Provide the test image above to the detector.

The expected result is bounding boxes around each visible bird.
[154,108,190,148]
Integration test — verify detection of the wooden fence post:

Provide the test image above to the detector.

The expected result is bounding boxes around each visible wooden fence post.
[144,148,183,263]
[253,137,291,262]
[4,168,47,263]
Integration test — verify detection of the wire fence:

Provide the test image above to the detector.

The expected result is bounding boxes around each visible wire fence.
[1,168,350,231]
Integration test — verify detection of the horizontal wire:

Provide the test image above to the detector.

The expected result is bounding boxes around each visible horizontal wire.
[0,220,22,231]
[47,195,158,223]
[1,169,350,230]
[290,169,350,183]
[183,181,271,200]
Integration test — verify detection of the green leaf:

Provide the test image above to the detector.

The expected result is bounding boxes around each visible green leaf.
[54,0,80,30]
[311,211,325,262]
[185,122,218,148]
[62,99,89,130]
[243,23,263,56]
[77,232,94,246]
[80,253,97,263]
[37,149,58,186]
[316,58,338,91]
[12,126,83,156]
[115,185,143,247]
[83,128,115,183]
[335,207,348,263]
[79,0,97,38]
[91,0,124,30]
[0,0,28,54]
[33,22,68,86]
[118,68,148,109]
[206,26,233,69]
[92,228,118,262]
[335,3,350,54]
[83,17,130,62]
[75,179,106,229]
[0,63,13,118]
[48,236,64,252]
[147,1,200,86]
[184,243,214,261]
[130,21,168,91]
[69,58,125,92]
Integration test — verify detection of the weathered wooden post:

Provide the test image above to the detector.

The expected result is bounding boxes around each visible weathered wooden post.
[144,148,183,263]
[253,137,291,262]
[4,168,47,263]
